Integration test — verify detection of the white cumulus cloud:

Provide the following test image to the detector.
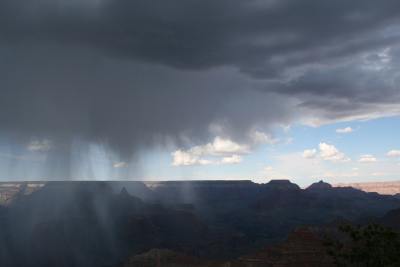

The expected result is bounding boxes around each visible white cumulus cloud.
[172,150,202,166]
[319,142,350,162]
[172,136,249,166]
[27,139,52,152]
[250,131,278,145]
[200,136,250,156]
[264,166,273,171]
[113,161,128,168]
[358,154,377,163]
[336,127,353,134]
[303,143,349,162]
[302,149,317,159]
[221,155,242,164]
[387,150,400,157]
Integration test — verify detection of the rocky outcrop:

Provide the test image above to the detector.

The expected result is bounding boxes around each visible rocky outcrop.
[0,182,44,205]
[264,179,300,191]
[307,180,333,191]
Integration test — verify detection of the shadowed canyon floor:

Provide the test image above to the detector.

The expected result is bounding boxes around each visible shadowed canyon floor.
[1,180,400,267]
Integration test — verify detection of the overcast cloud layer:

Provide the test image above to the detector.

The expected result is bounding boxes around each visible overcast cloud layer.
[1,0,400,164]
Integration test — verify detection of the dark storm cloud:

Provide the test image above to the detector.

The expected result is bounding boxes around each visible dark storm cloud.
[0,0,400,160]
[0,43,294,157]
[2,0,400,72]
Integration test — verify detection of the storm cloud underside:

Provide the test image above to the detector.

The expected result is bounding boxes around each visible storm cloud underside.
[1,0,400,178]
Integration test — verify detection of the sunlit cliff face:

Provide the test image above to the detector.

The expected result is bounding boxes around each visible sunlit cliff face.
[1,0,400,180]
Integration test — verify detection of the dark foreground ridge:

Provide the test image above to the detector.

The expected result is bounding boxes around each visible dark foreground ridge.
[1,180,400,267]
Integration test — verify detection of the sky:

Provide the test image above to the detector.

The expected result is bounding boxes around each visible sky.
[0,0,400,185]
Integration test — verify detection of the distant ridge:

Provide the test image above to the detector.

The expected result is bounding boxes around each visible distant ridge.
[307,180,332,191]
[335,181,400,195]
[264,179,300,190]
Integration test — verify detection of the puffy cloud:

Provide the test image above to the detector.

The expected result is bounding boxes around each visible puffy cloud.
[204,137,250,155]
[264,166,273,171]
[172,150,201,166]
[221,155,242,165]
[336,127,353,134]
[302,149,317,159]
[387,150,400,157]
[250,131,279,145]
[318,143,350,162]
[358,154,377,163]
[372,172,388,176]
[172,137,248,166]
[303,143,350,162]
[172,151,242,166]
[113,162,128,168]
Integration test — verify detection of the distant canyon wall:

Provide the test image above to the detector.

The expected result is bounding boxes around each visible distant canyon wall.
[335,181,400,195]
